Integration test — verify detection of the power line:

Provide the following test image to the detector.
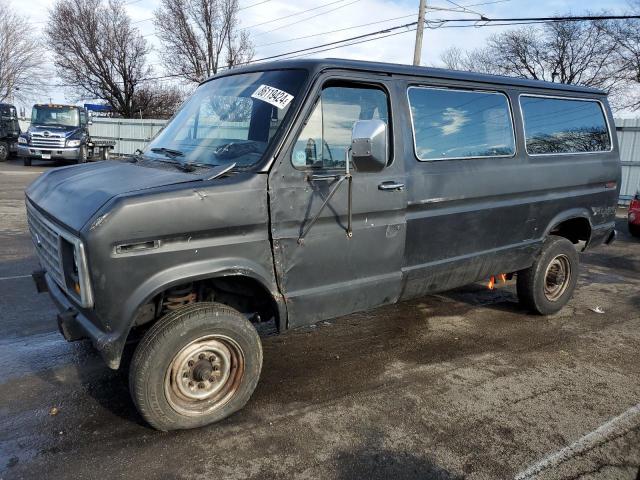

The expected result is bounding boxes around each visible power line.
[252,0,362,37]
[257,14,416,47]
[238,0,271,10]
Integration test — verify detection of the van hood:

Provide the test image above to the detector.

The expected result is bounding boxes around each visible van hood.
[26,161,229,232]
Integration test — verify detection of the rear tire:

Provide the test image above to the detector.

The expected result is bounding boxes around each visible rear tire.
[0,141,8,162]
[129,302,262,431]
[517,235,579,315]
[23,157,32,167]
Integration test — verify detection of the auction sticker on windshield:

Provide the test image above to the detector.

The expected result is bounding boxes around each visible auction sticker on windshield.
[251,85,294,109]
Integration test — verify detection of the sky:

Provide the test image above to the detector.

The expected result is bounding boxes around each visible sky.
[9,0,634,112]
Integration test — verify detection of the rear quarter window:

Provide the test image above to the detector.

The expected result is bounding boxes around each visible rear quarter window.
[520,96,611,155]
[407,87,516,161]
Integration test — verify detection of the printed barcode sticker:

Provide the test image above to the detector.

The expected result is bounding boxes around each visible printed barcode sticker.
[251,84,294,109]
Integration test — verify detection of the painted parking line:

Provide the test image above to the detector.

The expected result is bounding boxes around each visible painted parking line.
[515,403,640,479]
[0,274,31,281]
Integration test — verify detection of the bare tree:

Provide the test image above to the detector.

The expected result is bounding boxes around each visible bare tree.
[603,4,640,109]
[440,46,501,75]
[0,1,46,104]
[133,84,187,119]
[46,0,152,117]
[154,0,255,83]
[440,17,626,104]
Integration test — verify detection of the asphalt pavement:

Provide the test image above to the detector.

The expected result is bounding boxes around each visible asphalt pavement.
[0,158,639,480]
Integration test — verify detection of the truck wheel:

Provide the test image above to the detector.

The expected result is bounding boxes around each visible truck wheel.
[129,302,262,431]
[23,157,32,167]
[78,146,88,163]
[517,235,579,315]
[0,142,8,162]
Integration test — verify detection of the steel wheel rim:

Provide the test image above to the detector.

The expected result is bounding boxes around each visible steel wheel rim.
[0,144,7,160]
[544,254,571,302]
[164,335,245,417]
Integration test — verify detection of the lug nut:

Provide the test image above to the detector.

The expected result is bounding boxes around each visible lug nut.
[199,353,205,360]
[209,377,215,382]
[188,360,194,367]
[198,382,205,389]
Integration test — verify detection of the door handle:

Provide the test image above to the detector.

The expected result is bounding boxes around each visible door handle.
[378,181,405,191]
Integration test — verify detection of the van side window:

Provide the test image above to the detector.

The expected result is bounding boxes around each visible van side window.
[292,85,389,169]
[407,87,515,161]
[520,96,611,154]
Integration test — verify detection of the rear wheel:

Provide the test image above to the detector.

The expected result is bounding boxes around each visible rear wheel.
[517,235,579,315]
[23,157,32,166]
[129,302,262,431]
[0,141,8,162]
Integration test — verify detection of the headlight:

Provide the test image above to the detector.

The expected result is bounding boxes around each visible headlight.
[67,139,81,147]
[18,136,27,144]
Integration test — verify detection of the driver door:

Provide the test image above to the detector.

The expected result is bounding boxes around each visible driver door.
[268,76,407,328]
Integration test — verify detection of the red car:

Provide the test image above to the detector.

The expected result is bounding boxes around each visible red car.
[630,191,640,237]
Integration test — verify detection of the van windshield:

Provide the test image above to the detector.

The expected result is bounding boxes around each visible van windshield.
[31,106,79,128]
[145,69,307,168]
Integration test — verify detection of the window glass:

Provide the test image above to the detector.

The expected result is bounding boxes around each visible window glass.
[292,86,389,169]
[147,69,307,167]
[520,96,611,154]
[407,87,515,161]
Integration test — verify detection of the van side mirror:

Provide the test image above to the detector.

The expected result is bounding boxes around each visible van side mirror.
[350,119,387,173]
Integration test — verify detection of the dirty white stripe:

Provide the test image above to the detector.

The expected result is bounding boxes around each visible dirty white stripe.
[0,171,43,175]
[0,274,31,281]
[515,403,640,479]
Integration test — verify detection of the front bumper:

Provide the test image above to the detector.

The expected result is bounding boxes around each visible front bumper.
[18,145,80,161]
[35,270,122,369]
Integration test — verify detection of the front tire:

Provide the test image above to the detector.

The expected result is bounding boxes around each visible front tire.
[0,141,8,162]
[129,302,262,431]
[23,157,32,166]
[517,235,579,315]
[78,145,88,163]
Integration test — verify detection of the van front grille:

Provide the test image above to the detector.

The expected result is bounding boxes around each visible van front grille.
[26,202,66,289]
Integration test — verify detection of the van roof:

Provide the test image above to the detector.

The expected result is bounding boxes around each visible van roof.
[212,58,605,96]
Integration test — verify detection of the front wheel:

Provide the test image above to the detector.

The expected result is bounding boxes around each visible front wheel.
[23,157,32,166]
[78,145,88,163]
[517,235,579,315]
[129,302,263,431]
[0,141,8,162]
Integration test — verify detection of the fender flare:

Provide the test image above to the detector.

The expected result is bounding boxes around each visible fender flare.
[543,208,593,249]
[122,257,287,331]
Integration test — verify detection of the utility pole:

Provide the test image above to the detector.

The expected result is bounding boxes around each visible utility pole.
[413,0,427,66]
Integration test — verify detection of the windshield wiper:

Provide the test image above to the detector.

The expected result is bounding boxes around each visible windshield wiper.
[150,147,184,158]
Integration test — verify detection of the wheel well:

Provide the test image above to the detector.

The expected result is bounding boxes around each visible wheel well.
[549,217,591,244]
[130,275,280,339]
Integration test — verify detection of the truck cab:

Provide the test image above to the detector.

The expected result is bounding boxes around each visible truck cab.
[0,103,20,162]
[18,104,91,166]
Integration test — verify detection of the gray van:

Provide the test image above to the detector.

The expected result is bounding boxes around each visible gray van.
[26,59,620,430]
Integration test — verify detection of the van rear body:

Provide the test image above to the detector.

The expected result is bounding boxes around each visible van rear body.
[25,59,620,430]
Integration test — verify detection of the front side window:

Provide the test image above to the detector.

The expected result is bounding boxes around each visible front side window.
[31,106,80,128]
[520,96,611,154]
[408,87,515,161]
[292,85,389,169]
[146,69,307,168]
